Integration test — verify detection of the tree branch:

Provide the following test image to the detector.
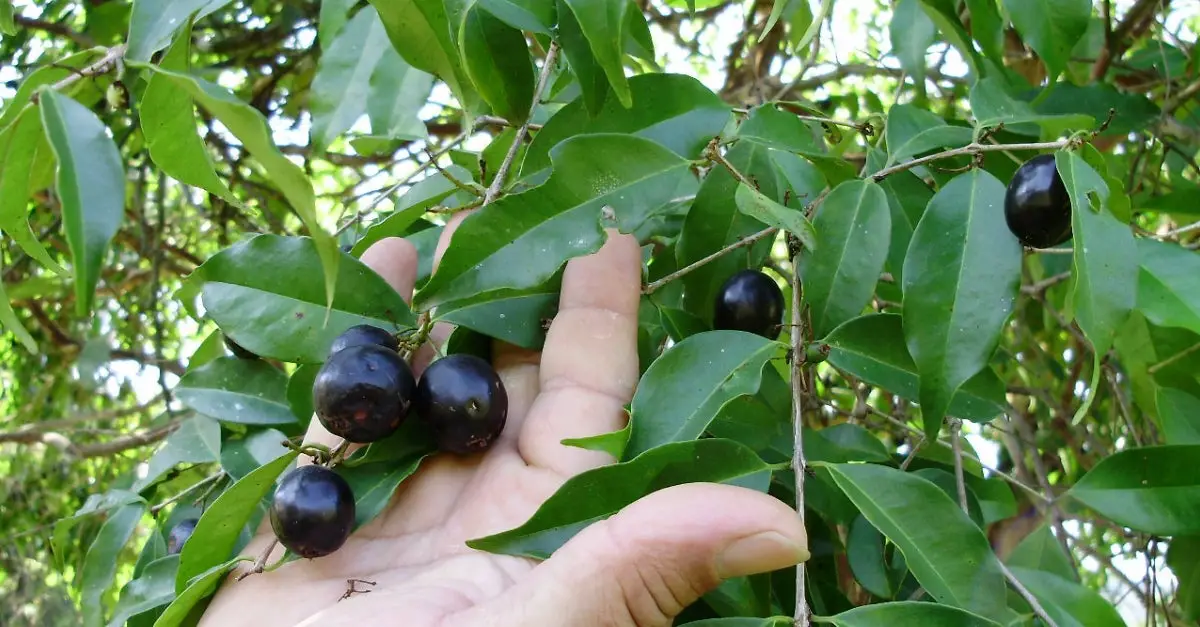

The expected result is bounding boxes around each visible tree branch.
[484,41,560,205]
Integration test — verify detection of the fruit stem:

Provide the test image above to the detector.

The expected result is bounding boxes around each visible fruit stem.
[235,538,280,582]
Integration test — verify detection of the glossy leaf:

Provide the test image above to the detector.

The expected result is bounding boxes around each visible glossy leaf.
[901,169,1021,436]
[108,555,178,627]
[889,0,936,84]
[437,283,559,349]
[350,166,475,256]
[176,450,298,591]
[286,364,320,424]
[884,104,973,166]
[821,463,1010,619]
[556,0,610,115]
[220,428,290,480]
[815,601,1003,627]
[467,438,775,558]
[478,0,555,33]
[141,19,236,203]
[39,89,126,318]
[176,357,296,426]
[81,503,146,627]
[1005,524,1078,583]
[1007,567,1123,627]
[154,558,247,627]
[800,179,891,338]
[133,416,222,491]
[138,65,339,311]
[969,76,1092,136]
[1136,237,1200,336]
[309,6,392,152]
[1157,387,1200,446]
[1166,536,1200,622]
[733,182,817,251]
[522,73,730,177]
[458,6,535,123]
[415,134,692,308]
[341,417,438,467]
[367,46,434,141]
[0,49,106,131]
[317,0,358,46]
[680,618,791,627]
[368,0,479,114]
[338,451,434,530]
[192,234,415,364]
[561,0,632,107]
[806,423,892,464]
[625,331,780,459]
[847,515,908,599]
[963,0,1004,66]
[1066,445,1200,536]
[127,0,233,62]
[0,107,68,277]
[1000,0,1091,80]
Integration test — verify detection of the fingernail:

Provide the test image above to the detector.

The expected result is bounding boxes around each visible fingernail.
[716,531,810,579]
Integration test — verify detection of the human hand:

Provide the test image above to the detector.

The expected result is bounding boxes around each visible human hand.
[198,217,809,627]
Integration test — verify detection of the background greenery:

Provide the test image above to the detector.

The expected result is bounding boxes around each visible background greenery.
[0,0,1198,625]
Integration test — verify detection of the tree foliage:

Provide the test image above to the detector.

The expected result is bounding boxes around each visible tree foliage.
[1,0,1198,625]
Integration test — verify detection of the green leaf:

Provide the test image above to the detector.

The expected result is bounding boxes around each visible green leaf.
[39,89,126,318]
[127,0,233,62]
[901,169,1022,437]
[1066,445,1200,536]
[806,423,892,464]
[81,503,146,627]
[561,0,632,108]
[108,555,179,627]
[0,107,69,277]
[192,234,415,364]
[467,438,774,558]
[915,0,985,76]
[969,76,1092,136]
[889,0,937,84]
[706,365,791,461]
[368,0,479,115]
[733,182,817,251]
[350,166,475,257]
[176,357,296,426]
[458,5,535,123]
[133,416,222,491]
[1007,567,1124,627]
[176,450,298,591]
[318,0,358,46]
[561,422,632,458]
[141,19,237,204]
[309,6,393,152]
[1166,536,1200,622]
[0,263,36,352]
[1000,0,1091,81]
[963,0,1005,67]
[342,417,438,467]
[0,49,106,131]
[556,0,610,116]
[884,104,973,167]
[1005,524,1078,583]
[821,463,1010,619]
[814,601,1003,627]
[220,428,290,480]
[522,73,730,177]
[0,1,14,35]
[1136,237,1200,336]
[338,450,434,530]
[436,283,559,350]
[415,134,692,308]
[847,515,909,599]
[478,0,555,33]
[367,46,434,141]
[286,364,320,424]
[625,330,780,459]
[1157,387,1200,446]
[52,490,142,572]
[1030,83,1160,137]
[800,179,891,338]
[681,618,791,627]
[154,558,248,627]
[136,65,339,312]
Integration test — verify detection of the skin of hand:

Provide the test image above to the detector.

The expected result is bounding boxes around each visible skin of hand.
[198,215,810,627]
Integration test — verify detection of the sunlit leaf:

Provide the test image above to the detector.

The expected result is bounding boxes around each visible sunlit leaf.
[1067,445,1200,536]
[127,0,233,62]
[176,357,296,426]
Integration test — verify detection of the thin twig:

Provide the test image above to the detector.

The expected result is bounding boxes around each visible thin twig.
[45,44,127,94]
[236,538,280,581]
[1147,341,1200,375]
[1159,219,1200,238]
[150,472,225,514]
[870,140,1072,182]
[948,418,969,512]
[483,41,560,205]
[790,241,810,627]
[999,561,1060,627]
[643,227,778,294]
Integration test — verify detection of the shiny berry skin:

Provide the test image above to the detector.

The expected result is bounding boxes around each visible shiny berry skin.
[312,343,415,443]
[1004,154,1073,249]
[269,465,355,559]
[327,324,399,357]
[414,354,508,455]
[713,269,785,340]
[166,518,199,555]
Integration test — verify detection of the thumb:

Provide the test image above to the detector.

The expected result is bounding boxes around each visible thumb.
[455,482,809,627]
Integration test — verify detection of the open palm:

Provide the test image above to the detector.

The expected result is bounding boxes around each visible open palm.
[198,221,808,627]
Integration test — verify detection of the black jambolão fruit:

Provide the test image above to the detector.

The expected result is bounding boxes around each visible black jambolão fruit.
[414,354,508,455]
[313,343,415,443]
[328,324,400,357]
[713,269,785,340]
[166,518,199,555]
[1004,154,1073,249]
[224,336,259,360]
[269,465,355,559]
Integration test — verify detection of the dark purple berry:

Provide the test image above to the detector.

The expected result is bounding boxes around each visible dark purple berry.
[414,354,508,455]
[224,336,259,360]
[313,343,415,443]
[328,324,399,357]
[713,269,785,340]
[269,465,355,559]
[1004,154,1072,249]
[166,518,199,555]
